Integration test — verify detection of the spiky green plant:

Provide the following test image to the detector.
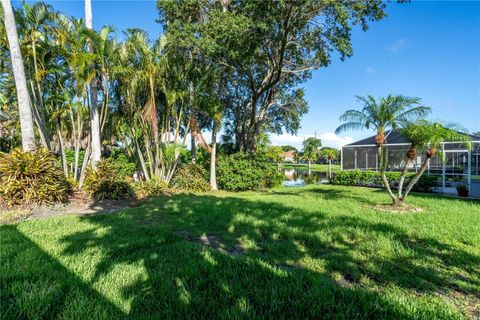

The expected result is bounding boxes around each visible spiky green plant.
[0,148,71,206]
[83,159,135,201]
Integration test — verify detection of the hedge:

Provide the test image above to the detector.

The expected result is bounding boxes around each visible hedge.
[331,170,439,193]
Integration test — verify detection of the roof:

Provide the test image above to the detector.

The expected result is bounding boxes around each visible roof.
[345,129,480,147]
[282,150,296,157]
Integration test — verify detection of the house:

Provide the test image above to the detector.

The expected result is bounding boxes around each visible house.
[341,130,480,196]
[282,150,296,163]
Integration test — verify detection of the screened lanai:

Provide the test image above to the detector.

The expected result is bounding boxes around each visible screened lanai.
[341,130,480,196]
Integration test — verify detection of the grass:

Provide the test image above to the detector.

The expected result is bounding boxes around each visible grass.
[1,184,479,319]
[279,163,341,172]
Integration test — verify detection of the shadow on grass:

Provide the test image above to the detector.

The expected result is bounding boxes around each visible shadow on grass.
[2,191,479,318]
[0,225,126,319]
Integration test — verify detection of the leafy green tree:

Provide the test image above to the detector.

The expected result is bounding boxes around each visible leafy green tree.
[281,145,297,153]
[302,137,321,169]
[265,145,284,166]
[336,95,430,204]
[158,0,389,151]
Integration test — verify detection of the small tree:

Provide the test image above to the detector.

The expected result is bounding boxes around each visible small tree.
[322,148,339,179]
[266,146,284,168]
[336,95,431,205]
[392,121,471,205]
[302,137,321,169]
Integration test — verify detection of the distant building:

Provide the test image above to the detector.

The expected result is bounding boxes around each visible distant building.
[341,130,480,196]
[282,150,296,162]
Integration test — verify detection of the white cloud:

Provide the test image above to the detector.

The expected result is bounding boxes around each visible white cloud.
[366,66,376,74]
[387,37,407,52]
[270,132,354,150]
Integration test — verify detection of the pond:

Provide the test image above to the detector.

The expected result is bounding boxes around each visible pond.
[281,168,331,187]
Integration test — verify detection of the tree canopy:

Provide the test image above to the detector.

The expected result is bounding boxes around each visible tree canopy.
[158,0,389,151]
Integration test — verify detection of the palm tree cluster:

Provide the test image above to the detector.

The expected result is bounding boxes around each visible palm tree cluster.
[1,1,198,185]
[336,95,471,206]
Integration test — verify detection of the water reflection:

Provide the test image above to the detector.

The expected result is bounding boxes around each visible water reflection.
[282,168,330,187]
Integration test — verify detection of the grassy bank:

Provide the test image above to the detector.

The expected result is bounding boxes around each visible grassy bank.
[1,185,479,319]
[279,163,341,172]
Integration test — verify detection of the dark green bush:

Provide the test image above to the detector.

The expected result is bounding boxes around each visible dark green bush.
[134,178,169,199]
[332,170,439,192]
[65,149,85,168]
[110,148,137,177]
[83,159,135,201]
[216,152,283,191]
[171,164,210,192]
[0,148,71,206]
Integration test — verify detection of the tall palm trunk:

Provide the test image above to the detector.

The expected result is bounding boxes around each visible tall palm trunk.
[328,159,332,179]
[85,0,101,168]
[1,0,36,152]
[210,119,219,191]
[56,126,68,177]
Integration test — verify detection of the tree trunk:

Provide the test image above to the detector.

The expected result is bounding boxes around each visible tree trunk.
[78,144,91,188]
[134,136,150,181]
[191,132,196,164]
[397,158,411,198]
[31,41,50,148]
[85,0,102,168]
[2,0,36,152]
[29,80,50,149]
[57,126,68,177]
[210,119,218,191]
[308,160,311,169]
[328,159,332,179]
[378,145,398,205]
[402,157,431,203]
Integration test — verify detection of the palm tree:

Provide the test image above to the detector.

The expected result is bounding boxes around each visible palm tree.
[1,0,36,152]
[336,95,430,205]
[84,0,101,168]
[323,148,338,179]
[15,2,53,148]
[397,121,471,204]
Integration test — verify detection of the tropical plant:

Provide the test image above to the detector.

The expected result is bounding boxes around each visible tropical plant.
[335,95,431,205]
[134,178,168,199]
[322,148,339,179]
[394,121,471,205]
[0,148,71,206]
[170,164,210,193]
[83,159,135,200]
[302,137,322,169]
[456,183,469,197]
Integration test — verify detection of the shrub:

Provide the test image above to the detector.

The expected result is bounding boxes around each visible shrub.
[331,170,438,192]
[110,148,137,177]
[0,148,71,206]
[134,178,169,199]
[83,159,135,201]
[216,152,283,191]
[171,164,210,192]
[456,183,469,197]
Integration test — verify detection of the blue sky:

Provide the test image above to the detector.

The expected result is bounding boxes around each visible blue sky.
[17,0,480,149]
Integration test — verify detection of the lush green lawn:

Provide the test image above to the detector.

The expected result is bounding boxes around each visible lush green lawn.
[1,185,479,319]
[279,163,341,172]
